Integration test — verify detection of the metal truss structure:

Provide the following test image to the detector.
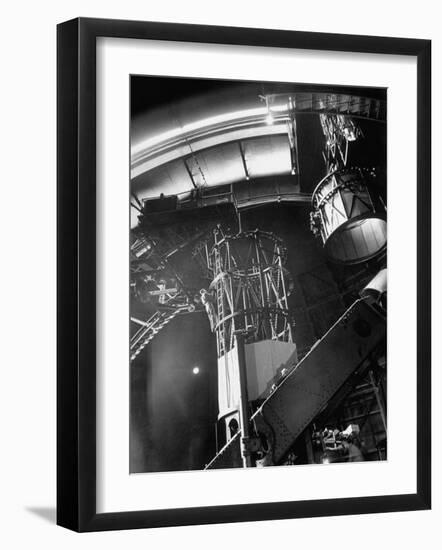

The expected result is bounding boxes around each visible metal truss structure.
[201,228,293,358]
[309,166,387,264]
[205,294,386,469]
[130,302,195,361]
[128,87,388,471]
[320,113,362,172]
[131,91,386,221]
[129,227,203,361]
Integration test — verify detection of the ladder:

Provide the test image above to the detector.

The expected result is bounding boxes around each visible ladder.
[213,246,226,357]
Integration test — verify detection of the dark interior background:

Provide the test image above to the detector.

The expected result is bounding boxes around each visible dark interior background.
[129,76,386,474]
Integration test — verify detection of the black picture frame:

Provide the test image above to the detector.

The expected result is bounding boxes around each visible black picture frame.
[57,17,431,532]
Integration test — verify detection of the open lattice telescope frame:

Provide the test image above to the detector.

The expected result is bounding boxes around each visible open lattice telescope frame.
[204,228,293,358]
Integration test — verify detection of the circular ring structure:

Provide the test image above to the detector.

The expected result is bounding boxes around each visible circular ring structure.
[311,167,386,264]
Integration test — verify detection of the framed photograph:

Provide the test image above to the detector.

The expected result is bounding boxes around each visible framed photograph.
[57,17,431,532]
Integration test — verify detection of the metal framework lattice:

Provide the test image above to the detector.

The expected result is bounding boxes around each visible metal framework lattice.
[202,229,293,358]
[130,303,193,361]
[319,112,362,174]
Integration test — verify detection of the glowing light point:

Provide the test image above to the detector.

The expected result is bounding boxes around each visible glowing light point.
[192,366,200,375]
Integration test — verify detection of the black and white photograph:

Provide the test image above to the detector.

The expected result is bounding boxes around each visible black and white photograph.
[129,77,387,474]
[0,0,435,543]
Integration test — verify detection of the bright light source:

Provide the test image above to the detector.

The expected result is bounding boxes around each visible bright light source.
[265,112,274,125]
[132,107,269,155]
[132,104,290,156]
[192,367,200,375]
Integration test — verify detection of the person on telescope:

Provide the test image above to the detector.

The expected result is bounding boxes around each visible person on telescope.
[200,288,217,332]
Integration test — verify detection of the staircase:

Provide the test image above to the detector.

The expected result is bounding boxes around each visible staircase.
[130,309,181,361]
